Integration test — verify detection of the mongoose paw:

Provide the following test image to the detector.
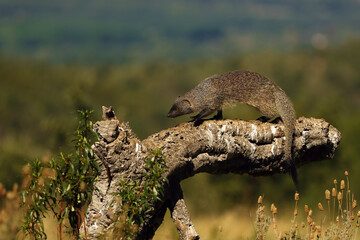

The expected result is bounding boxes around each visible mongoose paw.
[192,119,205,127]
[211,110,223,120]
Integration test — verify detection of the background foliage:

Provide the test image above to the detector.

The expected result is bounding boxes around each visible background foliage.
[1,40,360,211]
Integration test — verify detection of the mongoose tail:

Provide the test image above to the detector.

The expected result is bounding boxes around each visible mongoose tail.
[274,90,299,191]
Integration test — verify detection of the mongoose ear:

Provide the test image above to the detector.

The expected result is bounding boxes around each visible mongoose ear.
[182,99,193,108]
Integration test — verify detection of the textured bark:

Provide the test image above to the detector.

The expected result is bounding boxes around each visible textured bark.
[83,106,341,239]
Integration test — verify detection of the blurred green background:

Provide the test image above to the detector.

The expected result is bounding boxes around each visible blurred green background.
[1,0,360,215]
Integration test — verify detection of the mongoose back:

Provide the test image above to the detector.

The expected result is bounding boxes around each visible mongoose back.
[167,70,298,190]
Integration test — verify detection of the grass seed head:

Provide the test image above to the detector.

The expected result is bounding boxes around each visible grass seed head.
[340,180,345,190]
[309,209,313,217]
[307,216,312,224]
[295,192,299,201]
[338,192,343,201]
[311,222,316,231]
[273,207,277,214]
[318,203,324,211]
[353,200,357,209]
[271,204,277,214]
[305,205,309,214]
[332,188,337,197]
[345,170,349,176]
[258,195,263,204]
[271,203,275,212]
[325,189,330,200]
[334,179,337,185]
[307,215,312,223]
[294,209,298,216]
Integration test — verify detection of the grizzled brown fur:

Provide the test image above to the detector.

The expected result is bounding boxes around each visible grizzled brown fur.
[168,70,298,189]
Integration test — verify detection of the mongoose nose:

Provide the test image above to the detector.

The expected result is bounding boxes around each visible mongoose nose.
[167,111,176,118]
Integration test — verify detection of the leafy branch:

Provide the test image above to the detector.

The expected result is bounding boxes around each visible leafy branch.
[22,110,100,240]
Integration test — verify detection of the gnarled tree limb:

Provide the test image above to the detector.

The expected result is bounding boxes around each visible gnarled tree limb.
[82,106,341,239]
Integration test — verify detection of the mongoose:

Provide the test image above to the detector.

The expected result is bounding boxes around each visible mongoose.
[167,70,298,190]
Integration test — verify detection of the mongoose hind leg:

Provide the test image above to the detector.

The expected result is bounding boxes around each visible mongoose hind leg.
[257,116,271,122]
[270,116,282,124]
[257,116,282,124]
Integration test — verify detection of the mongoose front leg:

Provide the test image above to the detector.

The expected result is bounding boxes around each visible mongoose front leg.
[211,110,223,120]
[190,108,215,121]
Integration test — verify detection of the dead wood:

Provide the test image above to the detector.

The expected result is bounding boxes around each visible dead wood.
[83,106,341,239]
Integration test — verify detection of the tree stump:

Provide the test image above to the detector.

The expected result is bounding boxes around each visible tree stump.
[83,106,341,239]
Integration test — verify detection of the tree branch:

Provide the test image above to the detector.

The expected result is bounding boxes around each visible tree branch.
[83,106,341,239]
[168,182,199,240]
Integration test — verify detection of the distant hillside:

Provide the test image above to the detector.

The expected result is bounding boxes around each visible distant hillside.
[0,0,360,62]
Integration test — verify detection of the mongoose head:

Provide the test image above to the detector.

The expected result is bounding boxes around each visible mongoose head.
[167,97,194,118]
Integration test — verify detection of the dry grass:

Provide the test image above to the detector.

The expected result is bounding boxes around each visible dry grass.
[1,170,359,239]
[155,170,360,240]
[154,207,258,240]
[154,206,307,240]
[254,170,360,240]
[0,183,23,239]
